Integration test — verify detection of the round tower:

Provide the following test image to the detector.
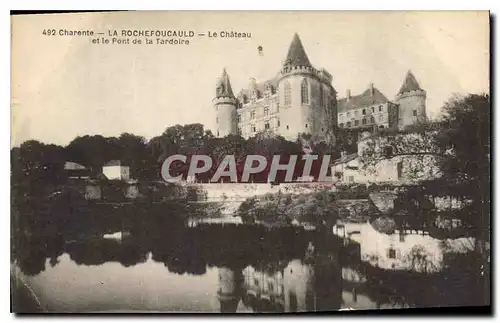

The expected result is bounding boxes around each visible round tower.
[395,70,427,129]
[277,33,336,141]
[217,267,243,313]
[213,68,238,137]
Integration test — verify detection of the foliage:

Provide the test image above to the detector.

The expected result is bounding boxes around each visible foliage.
[237,189,339,226]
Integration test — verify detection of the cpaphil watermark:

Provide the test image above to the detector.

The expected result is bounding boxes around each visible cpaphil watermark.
[160,154,333,183]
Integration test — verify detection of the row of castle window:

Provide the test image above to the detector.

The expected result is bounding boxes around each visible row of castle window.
[240,120,281,134]
[339,115,385,128]
[339,105,385,121]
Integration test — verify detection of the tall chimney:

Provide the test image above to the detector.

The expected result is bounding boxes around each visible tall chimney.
[346,89,351,101]
[369,83,374,96]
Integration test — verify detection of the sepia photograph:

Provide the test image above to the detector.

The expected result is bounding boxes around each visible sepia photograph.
[10,11,491,313]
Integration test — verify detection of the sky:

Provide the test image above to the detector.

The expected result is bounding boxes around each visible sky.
[11,11,490,147]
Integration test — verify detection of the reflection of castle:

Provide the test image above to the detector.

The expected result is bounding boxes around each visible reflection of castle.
[216,256,344,313]
[217,266,244,313]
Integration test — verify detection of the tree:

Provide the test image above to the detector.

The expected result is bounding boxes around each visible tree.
[358,93,490,304]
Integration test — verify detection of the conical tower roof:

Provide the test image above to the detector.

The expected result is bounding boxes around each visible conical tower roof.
[216,68,236,98]
[283,33,312,68]
[398,70,422,94]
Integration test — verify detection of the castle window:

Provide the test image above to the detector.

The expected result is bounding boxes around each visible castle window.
[251,124,256,132]
[362,109,366,115]
[321,127,324,132]
[378,115,383,122]
[250,110,256,120]
[413,110,418,117]
[319,85,323,106]
[277,119,280,127]
[371,107,375,113]
[339,123,344,128]
[397,161,403,179]
[346,122,351,128]
[301,79,309,104]
[362,118,367,125]
[264,106,270,116]
[370,116,375,124]
[379,105,383,112]
[265,122,270,130]
[305,123,308,128]
[284,81,291,107]
[388,248,397,259]
[286,125,289,130]
[354,120,359,126]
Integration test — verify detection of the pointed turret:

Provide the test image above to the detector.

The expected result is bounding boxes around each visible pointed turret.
[398,70,422,94]
[283,33,312,68]
[395,69,427,129]
[216,68,236,98]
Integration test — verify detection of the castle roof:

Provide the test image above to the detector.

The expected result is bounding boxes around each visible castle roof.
[237,76,279,100]
[216,68,236,98]
[283,33,312,68]
[398,70,422,94]
[337,87,389,113]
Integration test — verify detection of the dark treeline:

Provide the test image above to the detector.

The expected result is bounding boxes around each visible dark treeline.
[11,124,362,190]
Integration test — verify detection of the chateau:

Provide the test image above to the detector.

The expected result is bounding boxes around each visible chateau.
[213,33,427,141]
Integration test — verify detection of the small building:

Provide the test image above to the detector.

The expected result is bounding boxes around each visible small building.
[64,161,90,179]
[102,160,130,181]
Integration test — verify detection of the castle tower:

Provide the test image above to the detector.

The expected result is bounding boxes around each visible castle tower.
[217,267,243,313]
[278,33,336,141]
[395,70,427,129]
[214,68,238,137]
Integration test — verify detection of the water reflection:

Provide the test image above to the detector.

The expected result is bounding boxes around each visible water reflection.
[11,201,485,312]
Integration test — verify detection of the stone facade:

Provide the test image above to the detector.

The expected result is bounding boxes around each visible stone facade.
[214,33,336,141]
[214,33,427,141]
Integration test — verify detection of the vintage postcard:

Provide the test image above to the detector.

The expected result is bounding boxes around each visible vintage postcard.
[11,11,490,313]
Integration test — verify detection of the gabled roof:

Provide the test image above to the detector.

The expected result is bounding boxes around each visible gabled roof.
[103,160,123,167]
[215,68,236,98]
[283,33,312,68]
[333,153,358,166]
[337,87,389,113]
[398,70,422,94]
